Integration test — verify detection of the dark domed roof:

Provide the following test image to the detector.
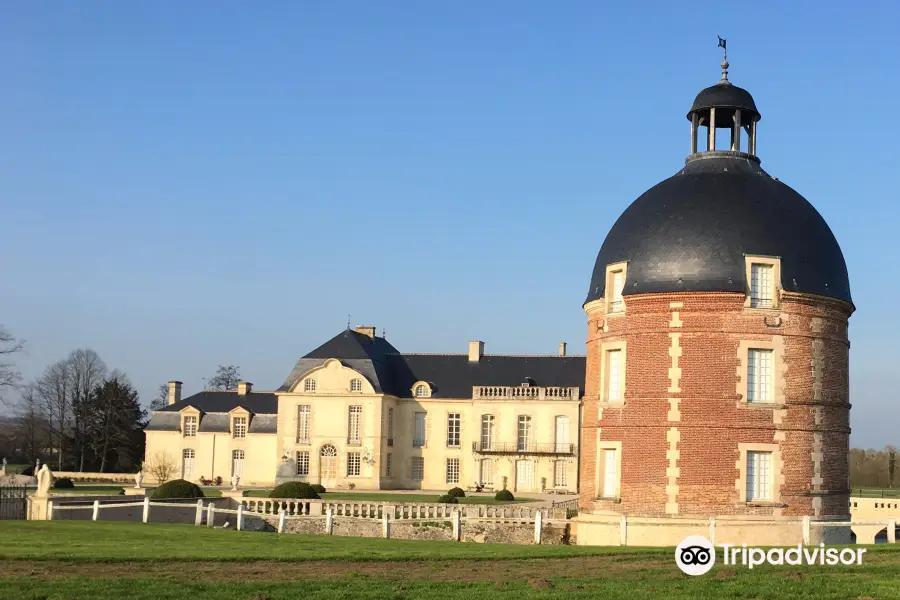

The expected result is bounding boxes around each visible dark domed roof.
[585,155,852,306]
[688,82,760,125]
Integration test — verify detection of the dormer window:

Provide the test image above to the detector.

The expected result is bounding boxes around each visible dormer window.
[605,262,627,314]
[745,256,780,309]
[415,385,427,398]
[304,379,316,393]
[183,415,197,437]
[232,416,247,438]
[350,378,362,392]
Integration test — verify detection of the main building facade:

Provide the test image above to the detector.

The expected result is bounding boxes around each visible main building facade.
[145,328,585,493]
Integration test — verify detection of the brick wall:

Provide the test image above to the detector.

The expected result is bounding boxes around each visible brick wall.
[580,291,853,518]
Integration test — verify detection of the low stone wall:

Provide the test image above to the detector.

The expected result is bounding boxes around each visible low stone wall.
[391,521,455,542]
[333,518,383,538]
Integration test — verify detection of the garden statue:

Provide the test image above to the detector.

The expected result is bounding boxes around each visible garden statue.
[35,458,41,473]
[36,464,53,497]
[134,470,144,489]
[1,457,7,476]
[231,474,240,491]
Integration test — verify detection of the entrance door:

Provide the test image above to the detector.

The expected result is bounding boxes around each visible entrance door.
[515,460,533,492]
[480,459,493,487]
[231,450,244,478]
[320,444,338,488]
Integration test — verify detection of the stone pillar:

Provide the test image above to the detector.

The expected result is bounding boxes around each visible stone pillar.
[802,516,811,545]
[452,510,461,541]
[889,518,896,544]
[708,517,716,546]
[236,505,244,531]
[534,510,543,544]
[278,509,287,534]
[325,507,334,535]
[47,500,53,521]
[207,504,215,528]
[195,500,204,526]
[142,497,150,524]
[383,512,391,539]
[619,514,628,546]
[92,500,100,522]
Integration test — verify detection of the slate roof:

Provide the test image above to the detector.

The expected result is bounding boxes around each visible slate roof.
[156,391,278,415]
[278,329,586,399]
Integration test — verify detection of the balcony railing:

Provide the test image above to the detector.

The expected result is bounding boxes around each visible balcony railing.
[472,386,580,401]
[472,442,576,456]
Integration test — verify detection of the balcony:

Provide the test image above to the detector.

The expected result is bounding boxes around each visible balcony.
[472,442,577,456]
[472,386,580,401]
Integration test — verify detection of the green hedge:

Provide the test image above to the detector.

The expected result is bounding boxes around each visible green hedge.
[494,489,514,501]
[436,494,459,504]
[52,477,75,489]
[150,479,204,499]
[270,481,320,499]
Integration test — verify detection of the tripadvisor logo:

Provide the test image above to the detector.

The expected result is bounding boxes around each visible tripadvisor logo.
[675,536,867,576]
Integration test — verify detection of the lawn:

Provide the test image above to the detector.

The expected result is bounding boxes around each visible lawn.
[2,521,900,599]
[243,490,538,504]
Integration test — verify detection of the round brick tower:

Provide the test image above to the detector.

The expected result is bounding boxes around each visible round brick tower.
[577,53,854,546]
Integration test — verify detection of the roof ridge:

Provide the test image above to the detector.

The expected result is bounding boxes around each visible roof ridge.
[389,353,587,358]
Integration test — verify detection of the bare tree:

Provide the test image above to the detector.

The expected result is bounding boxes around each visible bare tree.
[207,365,241,391]
[0,326,25,405]
[145,451,177,484]
[149,384,169,411]
[35,359,71,470]
[15,383,50,464]
[66,349,108,472]
[887,446,897,488]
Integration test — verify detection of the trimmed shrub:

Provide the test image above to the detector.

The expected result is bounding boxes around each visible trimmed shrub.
[52,477,75,489]
[494,489,515,502]
[447,487,466,498]
[150,479,204,499]
[20,466,34,477]
[311,484,326,494]
[436,494,459,504]
[270,481,319,499]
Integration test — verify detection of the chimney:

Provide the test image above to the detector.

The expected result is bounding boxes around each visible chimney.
[468,340,484,363]
[237,381,253,395]
[559,342,567,357]
[167,381,183,406]
[355,325,376,339]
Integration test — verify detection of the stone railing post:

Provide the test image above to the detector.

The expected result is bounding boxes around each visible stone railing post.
[452,510,461,541]
[278,509,287,533]
[325,507,334,535]
[92,500,100,522]
[802,516,811,545]
[46,500,53,521]
[195,500,204,526]
[383,512,391,539]
[142,496,150,524]
[236,504,244,531]
[888,518,896,544]
[207,504,215,528]
[619,514,628,546]
[534,509,543,544]
[708,517,716,546]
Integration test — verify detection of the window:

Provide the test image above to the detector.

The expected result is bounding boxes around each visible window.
[413,412,426,447]
[296,405,311,443]
[320,444,337,480]
[750,263,774,308]
[350,378,362,392]
[415,384,428,398]
[610,270,625,312]
[555,416,570,453]
[480,415,494,451]
[447,413,460,447]
[598,448,618,498]
[296,451,309,476]
[304,378,316,392]
[385,453,392,477]
[516,460,534,491]
[446,458,460,484]
[606,349,622,402]
[387,407,394,446]
[182,449,195,479]
[411,456,424,481]
[183,416,197,437]
[232,449,245,477]
[348,405,362,444]
[480,459,493,485]
[347,452,361,477]
[554,460,567,487]
[747,451,773,501]
[517,415,531,452]
[232,416,247,438]
[747,349,774,403]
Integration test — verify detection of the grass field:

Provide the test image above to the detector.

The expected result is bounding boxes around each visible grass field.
[1,522,900,599]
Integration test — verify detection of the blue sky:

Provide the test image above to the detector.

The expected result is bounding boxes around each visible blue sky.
[1,2,897,447]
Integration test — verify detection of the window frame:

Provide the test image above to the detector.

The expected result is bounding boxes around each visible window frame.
[411,456,424,481]
[296,405,311,444]
[232,416,247,439]
[182,415,198,437]
[604,261,628,315]
[350,378,362,392]
[446,412,461,448]
[347,405,362,445]
[446,458,460,484]
[480,414,494,451]
[744,256,781,309]
[413,412,426,447]
[304,378,316,392]
[296,450,310,476]
[517,415,532,452]
[599,341,627,404]
[347,451,361,477]
[595,438,622,500]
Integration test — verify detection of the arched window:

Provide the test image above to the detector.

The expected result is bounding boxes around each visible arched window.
[304,379,316,392]
[415,384,428,398]
[350,378,362,392]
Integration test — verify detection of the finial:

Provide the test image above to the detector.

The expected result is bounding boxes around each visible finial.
[347,314,351,329]
[382,327,386,339]
[717,35,729,83]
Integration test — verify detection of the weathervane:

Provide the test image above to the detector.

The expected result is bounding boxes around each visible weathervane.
[718,35,729,83]
[347,314,351,329]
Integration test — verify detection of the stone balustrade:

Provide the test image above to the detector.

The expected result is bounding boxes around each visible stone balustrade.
[471,386,580,401]
[240,498,317,516]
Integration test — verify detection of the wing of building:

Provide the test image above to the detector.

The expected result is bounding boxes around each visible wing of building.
[145,327,585,492]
